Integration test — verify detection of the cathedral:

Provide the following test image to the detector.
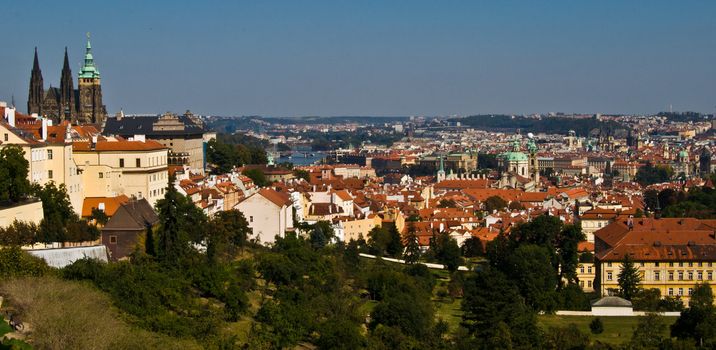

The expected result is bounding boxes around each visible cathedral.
[27,36,107,125]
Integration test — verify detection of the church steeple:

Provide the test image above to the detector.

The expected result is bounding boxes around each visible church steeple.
[77,33,107,125]
[78,33,100,79]
[60,47,75,121]
[28,47,44,115]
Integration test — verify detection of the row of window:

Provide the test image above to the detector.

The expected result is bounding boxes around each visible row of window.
[579,266,594,274]
[669,288,693,296]
[606,261,715,268]
[118,156,167,168]
[579,280,593,288]
[606,270,715,281]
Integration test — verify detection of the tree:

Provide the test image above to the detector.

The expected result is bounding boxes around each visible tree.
[617,254,641,301]
[589,317,604,334]
[310,221,335,249]
[484,195,508,212]
[0,145,31,203]
[155,178,207,265]
[243,168,269,187]
[403,223,421,264]
[556,224,584,284]
[635,162,673,186]
[206,138,238,173]
[429,232,463,272]
[34,182,76,242]
[630,313,666,349]
[90,207,109,225]
[206,210,251,264]
[293,169,310,182]
[462,267,541,348]
[385,225,403,258]
[544,323,590,350]
[672,283,716,346]
[504,244,559,312]
[370,292,434,340]
[0,220,38,246]
[368,226,392,256]
[461,236,483,258]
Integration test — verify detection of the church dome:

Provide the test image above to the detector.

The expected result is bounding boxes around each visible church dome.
[500,151,528,162]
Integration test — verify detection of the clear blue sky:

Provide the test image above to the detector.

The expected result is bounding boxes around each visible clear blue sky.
[2,0,715,117]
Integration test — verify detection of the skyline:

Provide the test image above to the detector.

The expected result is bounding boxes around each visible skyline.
[2,0,715,117]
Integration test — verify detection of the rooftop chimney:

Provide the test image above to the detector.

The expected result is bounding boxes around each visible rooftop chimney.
[41,118,48,141]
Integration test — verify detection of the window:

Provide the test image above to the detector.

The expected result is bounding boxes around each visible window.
[580,266,585,274]
[99,172,104,179]
[588,266,593,274]
[654,271,660,281]
[710,271,714,280]
[587,280,592,288]
[678,288,684,296]
[710,262,713,267]
[689,288,694,295]
[698,271,704,280]
[640,262,645,267]
[119,158,124,167]
[679,262,684,267]
[699,262,703,267]
[678,272,684,280]
[250,216,254,223]
[689,262,694,267]
[669,272,674,281]
[109,235,117,244]
[580,281,584,288]
[688,272,694,280]
[136,158,141,167]
[47,149,53,159]
[668,288,674,296]
[3,133,7,141]
[607,262,612,267]
[669,262,674,267]
[48,170,53,179]
[607,272,613,281]
[655,262,660,267]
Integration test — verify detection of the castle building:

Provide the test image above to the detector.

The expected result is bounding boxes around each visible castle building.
[27,35,107,125]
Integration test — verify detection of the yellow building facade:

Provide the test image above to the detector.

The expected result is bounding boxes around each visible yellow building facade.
[595,217,716,304]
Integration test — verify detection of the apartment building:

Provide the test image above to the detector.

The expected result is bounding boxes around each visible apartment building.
[595,217,716,303]
[72,138,169,206]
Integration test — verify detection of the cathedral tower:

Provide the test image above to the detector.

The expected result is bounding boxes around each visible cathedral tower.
[27,47,44,115]
[77,34,106,125]
[59,47,75,121]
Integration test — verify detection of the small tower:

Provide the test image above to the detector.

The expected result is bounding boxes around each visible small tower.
[527,137,539,188]
[28,47,44,115]
[77,33,107,125]
[436,156,446,183]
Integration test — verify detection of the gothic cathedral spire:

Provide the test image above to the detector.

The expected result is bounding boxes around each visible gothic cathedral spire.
[60,47,75,121]
[28,47,44,115]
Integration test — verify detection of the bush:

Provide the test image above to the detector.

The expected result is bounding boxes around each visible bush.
[590,317,604,334]
[0,246,49,277]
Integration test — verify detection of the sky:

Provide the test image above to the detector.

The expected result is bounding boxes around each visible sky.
[1,0,715,117]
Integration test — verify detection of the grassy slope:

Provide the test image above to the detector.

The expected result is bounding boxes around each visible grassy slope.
[538,315,678,345]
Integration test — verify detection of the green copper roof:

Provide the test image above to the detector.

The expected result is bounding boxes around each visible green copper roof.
[78,34,100,79]
[500,151,528,161]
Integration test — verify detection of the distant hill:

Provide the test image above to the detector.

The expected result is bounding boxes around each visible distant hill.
[451,115,626,136]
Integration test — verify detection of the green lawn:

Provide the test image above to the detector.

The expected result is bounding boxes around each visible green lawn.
[538,315,678,345]
[0,318,11,337]
[434,297,463,331]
